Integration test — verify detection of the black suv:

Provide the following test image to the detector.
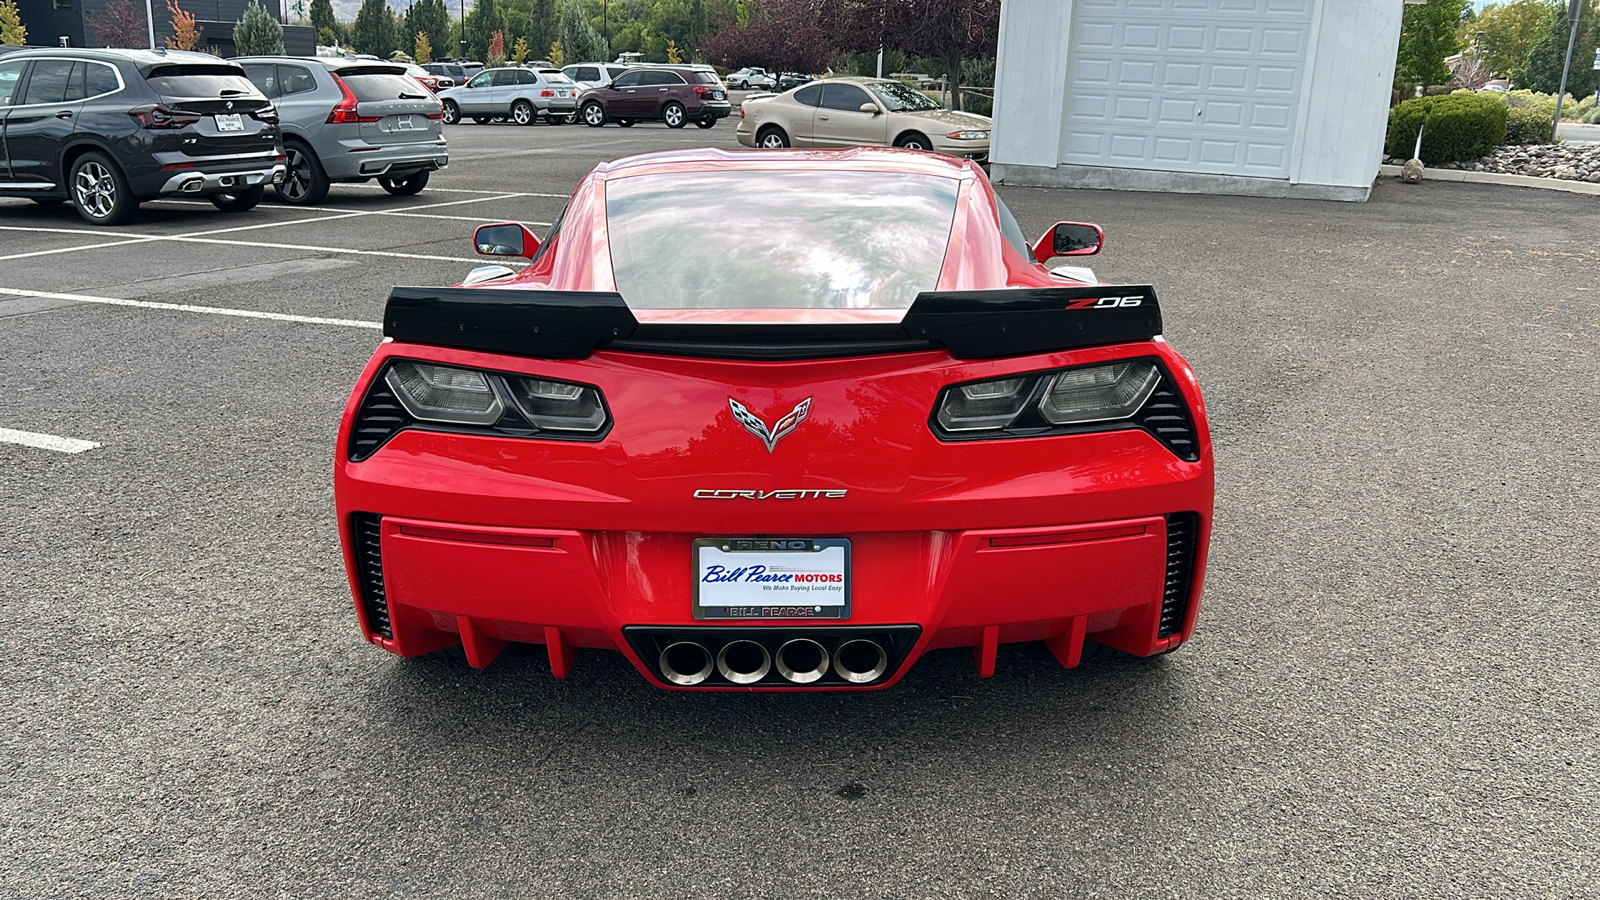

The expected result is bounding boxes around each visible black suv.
[0,48,284,225]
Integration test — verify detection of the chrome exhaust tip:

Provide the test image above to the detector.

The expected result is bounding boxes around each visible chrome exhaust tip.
[659,641,713,686]
[716,639,772,685]
[833,639,888,684]
[775,638,830,684]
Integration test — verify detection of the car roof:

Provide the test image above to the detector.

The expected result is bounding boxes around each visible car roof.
[0,47,229,70]
[592,147,977,182]
[234,55,405,73]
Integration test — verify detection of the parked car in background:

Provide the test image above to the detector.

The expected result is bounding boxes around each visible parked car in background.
[436,66,578,125]
[0,48,284,224]
[738,77,989,160]
[776,72,814,91]
[578,65,731,129]
[403,62,451,93]
[562,62,632,90]
[724,67,775,90]
[422,61,483,85]
[237,56,446,204]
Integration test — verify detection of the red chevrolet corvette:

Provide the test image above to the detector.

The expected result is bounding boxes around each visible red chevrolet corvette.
[335,147,1213,690]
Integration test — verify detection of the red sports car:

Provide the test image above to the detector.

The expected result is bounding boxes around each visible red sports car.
[335,147,1213,690]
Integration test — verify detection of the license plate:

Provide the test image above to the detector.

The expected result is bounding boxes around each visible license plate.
[692,538,849,620]
[214,113,243,132]
[713,91,725,100]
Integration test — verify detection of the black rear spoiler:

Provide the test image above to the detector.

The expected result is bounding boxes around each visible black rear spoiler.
[383,284,1162,361]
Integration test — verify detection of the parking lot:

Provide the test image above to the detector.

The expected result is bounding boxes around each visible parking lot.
[3,118,1598,897]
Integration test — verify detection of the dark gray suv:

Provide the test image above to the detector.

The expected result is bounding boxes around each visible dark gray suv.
[237,56,446,204]
[0,48,284,225]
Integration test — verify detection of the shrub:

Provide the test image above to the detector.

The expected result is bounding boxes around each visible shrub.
[1386,94,1508,162]
[1502,107,1553,145]
[1588,106,1600,124]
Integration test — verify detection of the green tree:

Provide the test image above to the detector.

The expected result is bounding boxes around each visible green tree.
[502,0,555,65]
[405,0,452,61]
[352,0,397,57]
[465,0,504,60]
[1468,0,1562,78]
[309,0,337,38]
[1396,0,1469,88]
[234,0,285,55]
[414,30,433,63]
[0,0,25,46]
[1517,1,1600,98]
[559,0,607,62]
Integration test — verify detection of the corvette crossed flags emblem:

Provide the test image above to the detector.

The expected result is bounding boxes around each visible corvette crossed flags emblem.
[728,397,812,453]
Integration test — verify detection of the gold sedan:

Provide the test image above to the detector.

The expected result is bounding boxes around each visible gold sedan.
[736,77,991,160]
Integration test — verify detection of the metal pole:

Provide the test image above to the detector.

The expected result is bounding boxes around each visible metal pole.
[146,0,156,49]
[876,45,883,79]
[460,0,466,58]
[1552,0,1582,138]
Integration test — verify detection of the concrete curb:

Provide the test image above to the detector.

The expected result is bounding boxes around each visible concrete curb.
[1378,164,1600,196]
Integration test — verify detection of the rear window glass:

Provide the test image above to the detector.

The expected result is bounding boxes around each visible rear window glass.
[541,71,572,83]
[690,71,719,84]
[341,71,430,100]
[605,171,959,313]
[145,65,261,100]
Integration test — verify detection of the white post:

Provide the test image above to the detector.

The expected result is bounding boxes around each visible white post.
[146,0,156,49]
[876,45,883,79]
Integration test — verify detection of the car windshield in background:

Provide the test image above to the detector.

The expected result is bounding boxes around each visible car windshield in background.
[342,70,430,100]
[540,72,573,83]
[145,65,260,99]
[871,80,941,112]
[690,72,719,84]
[605,170,959,313]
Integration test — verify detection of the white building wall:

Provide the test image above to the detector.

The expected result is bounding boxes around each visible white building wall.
[991,0,1405,202]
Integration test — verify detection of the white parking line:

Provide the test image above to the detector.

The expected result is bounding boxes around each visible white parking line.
[0,427,101,454]
[0,238,160,262]
[0,286,381,328]
[0,224,510,264]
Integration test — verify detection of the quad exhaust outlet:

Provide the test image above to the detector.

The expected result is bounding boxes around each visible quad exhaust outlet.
[659,641,713,686]
[833,639,888,683]
[716,640,772,684]
[775,638,830,684]
[628,627,917,688]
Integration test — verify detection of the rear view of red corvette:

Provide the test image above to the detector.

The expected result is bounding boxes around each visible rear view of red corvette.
[335,147,1213,690]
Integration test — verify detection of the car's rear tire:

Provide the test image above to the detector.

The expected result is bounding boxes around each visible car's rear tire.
[378,170,430,196]
[581,101,607,127]
[440,100,460,125]
[756,126,789,148]
[737,80,748,90]
[511,100,534,125]
[696,116,716,129]
[68,152,136,226]
[662,101,687,129]
[895,132,932,151]
[276,141,330,206]
[209,185,264,212]
[563,111,578,124]
[472,116,491,125]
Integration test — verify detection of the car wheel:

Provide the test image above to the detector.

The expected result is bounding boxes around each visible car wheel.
[662,101,687,129]
[582,101,607,127]
[276,141,331,205]
[737,80,748,90]
[378,170,430,196]
[563,111,578,125]
[209,185,264,212]
[511,100,534,125]
[69,152,136,226]
[695,116,716,129]
[616,118,633,127]
[895,132,932,151]
[472,116,491,125]
[441,100,460,125]
[756,126,789,148]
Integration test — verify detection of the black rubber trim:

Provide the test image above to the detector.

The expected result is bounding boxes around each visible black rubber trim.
[382,285,1163,361]
[1159,513,1200,638]
[351,513,393,639]
[622,624,921,689]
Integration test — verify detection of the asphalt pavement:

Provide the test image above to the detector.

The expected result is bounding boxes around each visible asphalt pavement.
[2,120,1597,898]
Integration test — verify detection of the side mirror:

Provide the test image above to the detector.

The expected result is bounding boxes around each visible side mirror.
[1031,221,1104,263]
[858,102,881,115]
[474,222,541,259]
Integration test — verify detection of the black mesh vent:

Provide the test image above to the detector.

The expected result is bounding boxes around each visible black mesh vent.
[1159,512,1200,638]
[348,380,410,461]
[1134,376,1200,461]
[351,513,393,639]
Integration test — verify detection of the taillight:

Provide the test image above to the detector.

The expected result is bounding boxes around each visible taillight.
[540,89,554,97]
[327,75,380,124]
[131,106,201,129]
[739,107,745,118]
[253,105,279,124]
[424,110,444,120]
[693,86,709,94]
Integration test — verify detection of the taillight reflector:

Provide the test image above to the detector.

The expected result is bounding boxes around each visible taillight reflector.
[540,90,554,97]
[327,74,381,124]
[131,106,201,129]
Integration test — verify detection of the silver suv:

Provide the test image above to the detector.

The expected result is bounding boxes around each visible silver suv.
[237,56,447,204]
[436,67,579,126]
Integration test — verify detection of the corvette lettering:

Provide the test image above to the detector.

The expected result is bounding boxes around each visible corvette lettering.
[693,489,848,499]
[1064,295,1144,310]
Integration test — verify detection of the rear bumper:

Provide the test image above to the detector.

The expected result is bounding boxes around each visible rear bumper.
[325,139,449,180]
[154,161,286,196]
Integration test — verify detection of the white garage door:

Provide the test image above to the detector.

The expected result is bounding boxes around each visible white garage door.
[1061,0,1313,178]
